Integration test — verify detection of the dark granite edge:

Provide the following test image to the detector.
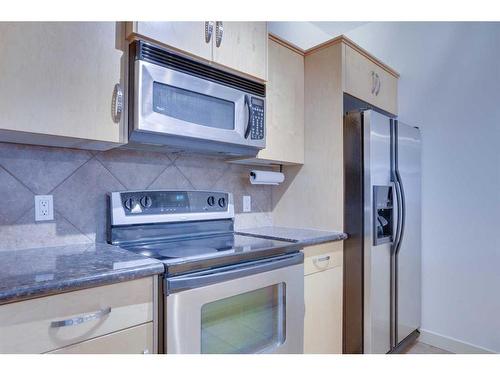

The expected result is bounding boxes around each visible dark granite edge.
[235,232,300,243]
[0,262,165,306]
[299,232,349,246]
[237,230,348,247]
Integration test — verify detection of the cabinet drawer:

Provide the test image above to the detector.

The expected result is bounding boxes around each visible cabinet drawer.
[48,322,154,354]
[0,277,153,354]
[303,242,343,276]
[344,44,398,115]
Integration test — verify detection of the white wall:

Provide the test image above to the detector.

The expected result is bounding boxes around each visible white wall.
[345,22,500,352]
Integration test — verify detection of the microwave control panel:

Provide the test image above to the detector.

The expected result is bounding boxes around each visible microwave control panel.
[250,97,265,140]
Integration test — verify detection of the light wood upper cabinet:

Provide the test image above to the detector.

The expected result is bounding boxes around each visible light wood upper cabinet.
[0,22,126,150]
[303,243,343,354]
[127,21,267,81]
[231,35,304,166]
[212,22,268,81]
[257,36,304,164]
[126,22,212,62]
[343,43,399,115]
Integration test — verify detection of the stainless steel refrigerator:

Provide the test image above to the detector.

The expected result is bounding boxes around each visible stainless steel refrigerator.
[343,109,421,354]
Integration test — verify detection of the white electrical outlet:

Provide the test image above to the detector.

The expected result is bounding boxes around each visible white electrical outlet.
[243,195,251,212]
[35,195,54,221]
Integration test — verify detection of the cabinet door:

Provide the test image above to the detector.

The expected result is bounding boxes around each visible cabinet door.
[129,22,212,61]
[212,22,267,81]
[344,44,398,115]
[304,266,342,354]
[256,37,304,164]
[0,22,125,148]
[48,323,154,354]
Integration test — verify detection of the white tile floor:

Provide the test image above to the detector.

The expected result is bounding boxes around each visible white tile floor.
[403,341,453,354]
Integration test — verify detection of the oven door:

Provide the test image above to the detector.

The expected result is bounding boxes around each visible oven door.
[165,253,304,354]
[133,60,265,150]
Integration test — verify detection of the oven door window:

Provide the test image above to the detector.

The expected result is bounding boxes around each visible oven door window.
[200,283,286,354]
[152,82,235,130]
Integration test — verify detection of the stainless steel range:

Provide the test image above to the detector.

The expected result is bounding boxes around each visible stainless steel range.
[107,190,304,354]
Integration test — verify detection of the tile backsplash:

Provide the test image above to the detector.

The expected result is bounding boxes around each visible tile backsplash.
[0,142,273,251]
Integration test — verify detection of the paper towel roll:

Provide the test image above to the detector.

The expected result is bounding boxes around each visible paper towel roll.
[249,170,285,185]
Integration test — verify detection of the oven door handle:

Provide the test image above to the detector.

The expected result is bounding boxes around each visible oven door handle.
[166,252,303,294]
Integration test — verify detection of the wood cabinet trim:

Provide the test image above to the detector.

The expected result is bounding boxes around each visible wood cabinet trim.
[268,33,304,56]
[304,35,399,78]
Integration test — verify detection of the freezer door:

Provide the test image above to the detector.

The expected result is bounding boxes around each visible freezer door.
[395,122,422,344]
[363,110,393,354]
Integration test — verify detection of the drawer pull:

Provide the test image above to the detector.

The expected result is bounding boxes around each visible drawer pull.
[50,307,112,328]
[312,255,331,269]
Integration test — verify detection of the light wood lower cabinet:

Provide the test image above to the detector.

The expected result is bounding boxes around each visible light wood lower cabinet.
[303,243,343,354]
[0,277,156,354]
[48,323,153,354]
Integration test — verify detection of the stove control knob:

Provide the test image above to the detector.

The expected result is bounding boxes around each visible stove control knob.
[218,197,226,207]
[207,196,216,206]
[123,197,134,211]
[140,196,152,208]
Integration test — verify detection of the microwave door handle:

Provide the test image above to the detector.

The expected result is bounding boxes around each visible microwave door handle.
[244,94,253,139]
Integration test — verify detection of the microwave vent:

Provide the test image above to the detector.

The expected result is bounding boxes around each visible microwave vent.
[132,40,266,97]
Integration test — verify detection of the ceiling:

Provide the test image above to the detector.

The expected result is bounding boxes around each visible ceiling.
[268,22,368,50]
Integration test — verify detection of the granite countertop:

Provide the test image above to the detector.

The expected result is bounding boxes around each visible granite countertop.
[0,243,164,305]
[237,226,348,247]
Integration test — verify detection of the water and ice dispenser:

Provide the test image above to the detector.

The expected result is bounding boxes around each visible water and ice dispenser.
[373,185,394,245]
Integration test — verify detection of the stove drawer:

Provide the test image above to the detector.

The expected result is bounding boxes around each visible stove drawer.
[0,277,153,354]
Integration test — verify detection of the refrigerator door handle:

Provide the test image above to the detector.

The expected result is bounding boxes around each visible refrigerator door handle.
[395,170,406,255]
[392,180,402,254]
[394,119,406,256]
[389,178,401,350]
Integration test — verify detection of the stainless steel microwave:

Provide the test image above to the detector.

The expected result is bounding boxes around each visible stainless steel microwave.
[127,41,266,156]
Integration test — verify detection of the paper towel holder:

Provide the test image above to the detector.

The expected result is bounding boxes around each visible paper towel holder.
[249,169,285,185]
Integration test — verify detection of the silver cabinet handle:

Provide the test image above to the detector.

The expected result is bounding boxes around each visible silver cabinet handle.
[375,73,381,96]
[205,21,214,43]
[314,255,331,263]
[111,83,123,123]
[371,71,377,95]
[312,255,331,269]
[215,21,224,48]
[50,307,112,328]
[371,71,381,96]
